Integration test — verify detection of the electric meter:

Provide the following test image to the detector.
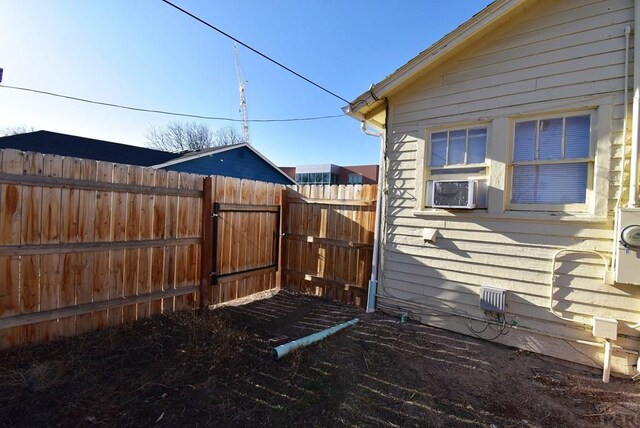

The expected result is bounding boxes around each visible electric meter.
[621,224,640,248]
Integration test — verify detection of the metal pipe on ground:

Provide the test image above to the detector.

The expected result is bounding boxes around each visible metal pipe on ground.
[272,318,360,360]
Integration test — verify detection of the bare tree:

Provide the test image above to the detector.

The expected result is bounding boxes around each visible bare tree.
[1,125,36,136]
[212,125,244,147]
[146,122,243,152]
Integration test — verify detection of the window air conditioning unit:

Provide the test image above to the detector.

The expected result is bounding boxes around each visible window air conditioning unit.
[431,180,476,209]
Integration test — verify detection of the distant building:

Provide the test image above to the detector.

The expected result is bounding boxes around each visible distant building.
[281,164,379,185]
[0,130,295,185]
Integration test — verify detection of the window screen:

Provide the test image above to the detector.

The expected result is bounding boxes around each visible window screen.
[511,114,591,206]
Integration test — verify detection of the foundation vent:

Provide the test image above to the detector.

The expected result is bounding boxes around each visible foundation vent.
[479,287,506,314]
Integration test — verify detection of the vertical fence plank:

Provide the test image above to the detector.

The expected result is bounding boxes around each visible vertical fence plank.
[19,152,44,344]
[256,181,267,295]
[92,161,113,330]
[174,173,190,311]
[123,166,142,322]
[109,164,128,326]
[268,183,280,291]
[150,169,167,316]
[261,181,272,293]
[136,168,155,319]
[174,173,200,311]
[59,156,82,337]
[76,159,97,334]
[162,171,179,313]
[211,175,225,305]
[291,192,303,291]
[219,177,234,303]
[238,180,252,297]
[0,150,24,347]
[181,174,202,309]
[200,177,213,310]
[187,174,203,309]
[230,178,243,301]
[38,154,63,341]
[174,173,187,311]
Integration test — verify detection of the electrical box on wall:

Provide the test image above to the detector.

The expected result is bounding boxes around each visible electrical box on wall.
[592,317,618,340]
[615,208,640,285]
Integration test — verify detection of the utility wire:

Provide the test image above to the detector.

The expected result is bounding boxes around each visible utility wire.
[160,0,352,105]
[0,85,344,122]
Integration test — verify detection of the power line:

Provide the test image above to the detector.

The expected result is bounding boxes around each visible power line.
[159,0,352,105]
[0,84,344,123]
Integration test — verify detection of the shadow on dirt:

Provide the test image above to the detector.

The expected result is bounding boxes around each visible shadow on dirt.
[0,289,637,427]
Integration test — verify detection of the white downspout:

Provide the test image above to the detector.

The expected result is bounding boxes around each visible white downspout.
[629,1,640,207]
[361,121,384,313]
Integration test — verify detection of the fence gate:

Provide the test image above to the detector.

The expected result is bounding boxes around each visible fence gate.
[282,185,377,308]
[208,202,281,301]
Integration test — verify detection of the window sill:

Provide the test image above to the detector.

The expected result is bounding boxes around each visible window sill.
[412,208,609,224]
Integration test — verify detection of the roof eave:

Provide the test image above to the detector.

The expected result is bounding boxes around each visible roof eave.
[151,143,249,169]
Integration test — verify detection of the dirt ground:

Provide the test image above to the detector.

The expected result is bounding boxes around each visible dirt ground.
[1,289,639,427]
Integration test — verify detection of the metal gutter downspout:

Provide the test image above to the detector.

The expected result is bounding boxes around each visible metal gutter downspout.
[629,1,640,207]
[361,120,385,314]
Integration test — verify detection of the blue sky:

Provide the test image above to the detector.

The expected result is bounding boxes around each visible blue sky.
[0,0,490,167]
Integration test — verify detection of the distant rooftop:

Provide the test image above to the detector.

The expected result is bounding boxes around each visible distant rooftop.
[0,130,180,166]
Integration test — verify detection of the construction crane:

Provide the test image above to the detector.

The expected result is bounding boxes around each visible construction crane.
[233,44,251,145]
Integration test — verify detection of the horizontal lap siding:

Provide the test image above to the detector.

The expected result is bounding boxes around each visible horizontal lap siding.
[381,0,639,374]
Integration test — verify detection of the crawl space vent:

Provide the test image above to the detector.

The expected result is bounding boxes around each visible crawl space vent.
[479,287,506,314]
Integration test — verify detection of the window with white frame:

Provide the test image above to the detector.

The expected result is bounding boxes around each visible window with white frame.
[510,112,592,211]
[429,127,488,173]
[422,125,488,209]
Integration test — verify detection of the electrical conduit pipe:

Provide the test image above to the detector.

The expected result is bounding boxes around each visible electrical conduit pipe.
[611,25,632,273]
[549,249,617,382]
[548,249,609,324]
[272,318,360,360]
[603,340,613,383]
[630,1,640,207]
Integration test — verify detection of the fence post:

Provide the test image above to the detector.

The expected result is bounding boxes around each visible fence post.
[199,176,214,311]
[277,187,287,289]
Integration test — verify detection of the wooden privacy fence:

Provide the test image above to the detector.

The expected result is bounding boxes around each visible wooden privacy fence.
[0,147,377,348]
[0,149,285,348]
[283,185,378,307]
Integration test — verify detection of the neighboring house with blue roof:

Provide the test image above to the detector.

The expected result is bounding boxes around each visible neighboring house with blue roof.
[152,143,295,185]
[0,130,179,166]
[0,130,295,185]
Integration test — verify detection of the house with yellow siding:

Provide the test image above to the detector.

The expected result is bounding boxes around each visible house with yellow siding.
[346,0,640,377]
